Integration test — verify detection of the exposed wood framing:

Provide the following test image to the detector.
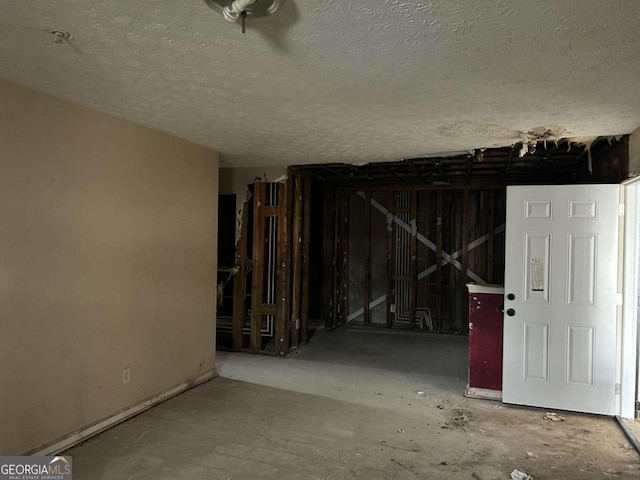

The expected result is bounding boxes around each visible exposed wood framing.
[409,190,417,328]
[297,137,629,186]
[219,139,628,351]
[364,191,372,326]
[342,191,350,325]
[244,180,293,355]
[339,185,508,332]
[488,189,495,284]
[421,190,434,327]
[335,188,350,327]
[322,186,336,330]
[275,179,291,355]
[436,190,443,331]
[250,182,266,353]
[386,190,394,328]
[445,190,454,330]
[290,172,303,347]
[232,195,249,351]
[332,189,341,328]
[333,189,341,328]
[300,176,312,342]
[462,188,469,284]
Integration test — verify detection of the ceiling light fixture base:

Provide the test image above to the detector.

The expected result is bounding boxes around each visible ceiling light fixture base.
[203,0,283,22]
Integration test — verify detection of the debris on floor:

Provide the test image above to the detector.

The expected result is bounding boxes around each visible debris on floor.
[510,469,534,480]
[543,412,566,422]
[67,346,640,480]
[442,408,472,429]
[526,451,538,459]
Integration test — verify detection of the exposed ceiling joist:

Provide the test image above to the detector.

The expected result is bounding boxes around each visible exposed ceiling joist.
[298,137,629,186]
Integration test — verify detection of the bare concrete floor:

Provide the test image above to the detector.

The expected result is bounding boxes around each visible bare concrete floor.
[66,326,640,479]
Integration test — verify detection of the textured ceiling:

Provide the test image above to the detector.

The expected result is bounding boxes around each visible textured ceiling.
[0,1,639,167]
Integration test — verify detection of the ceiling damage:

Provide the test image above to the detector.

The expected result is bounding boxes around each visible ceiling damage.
[0,1,638,167]
[298,136,629,186]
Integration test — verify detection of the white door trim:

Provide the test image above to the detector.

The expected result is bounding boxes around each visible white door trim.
[620,177,640,418]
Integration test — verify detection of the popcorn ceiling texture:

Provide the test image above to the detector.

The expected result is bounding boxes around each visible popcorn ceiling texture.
[0,0,639,167]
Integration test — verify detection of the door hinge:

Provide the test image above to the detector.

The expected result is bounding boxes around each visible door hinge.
[617,293,624,306]
[619,204,625,216]
[615,383,621,395]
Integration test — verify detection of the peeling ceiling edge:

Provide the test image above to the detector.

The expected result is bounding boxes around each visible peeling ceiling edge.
[220,135,627,170]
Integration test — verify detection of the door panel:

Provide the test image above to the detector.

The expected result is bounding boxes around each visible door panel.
[523,322,549,381]
[567,234,596,305]
[503,185,619,415]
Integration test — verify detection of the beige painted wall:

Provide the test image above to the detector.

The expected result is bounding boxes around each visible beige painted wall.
[629,127,640,178]
[0,78,219,455]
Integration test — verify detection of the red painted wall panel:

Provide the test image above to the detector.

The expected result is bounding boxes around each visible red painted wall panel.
[468,291,504,391]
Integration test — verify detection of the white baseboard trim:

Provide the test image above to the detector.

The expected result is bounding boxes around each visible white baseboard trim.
[28,369,218,456]
[465,385,503,401]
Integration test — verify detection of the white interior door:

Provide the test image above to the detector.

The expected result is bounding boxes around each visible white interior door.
[503,185,619,415]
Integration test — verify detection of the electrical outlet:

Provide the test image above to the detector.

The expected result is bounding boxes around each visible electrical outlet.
[122,367,131,384]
